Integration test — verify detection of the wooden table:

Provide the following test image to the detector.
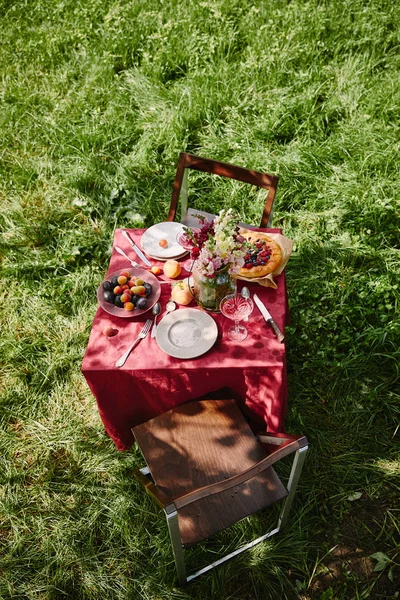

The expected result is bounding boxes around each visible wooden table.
[82,228,289,450]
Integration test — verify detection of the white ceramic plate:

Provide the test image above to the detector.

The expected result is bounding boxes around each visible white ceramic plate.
[156,308,218,359]
[141,222,186,259]
[144,249,188,262]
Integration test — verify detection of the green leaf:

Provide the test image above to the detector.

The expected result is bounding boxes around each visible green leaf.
[370,552,391,572]
[348,492,362,501]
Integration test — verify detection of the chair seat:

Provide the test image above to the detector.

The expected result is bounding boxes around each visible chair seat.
[133,399,288,547]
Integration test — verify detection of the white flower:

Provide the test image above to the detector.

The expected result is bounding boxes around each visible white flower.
[190,209,247,278]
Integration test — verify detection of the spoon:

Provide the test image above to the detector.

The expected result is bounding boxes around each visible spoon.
[151,302,161,338]
[165,299,177,317]
[154,300,176,334]
[241,286,251,322]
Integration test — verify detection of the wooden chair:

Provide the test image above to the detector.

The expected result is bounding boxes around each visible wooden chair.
[132,398,308,585]
[167,152,279,228]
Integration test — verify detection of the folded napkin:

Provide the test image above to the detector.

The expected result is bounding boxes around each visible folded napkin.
[235,229,294,289]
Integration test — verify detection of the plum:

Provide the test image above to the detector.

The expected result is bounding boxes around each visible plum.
[136,297,148,310]
[103,290,115,303]
[114,295,124,308]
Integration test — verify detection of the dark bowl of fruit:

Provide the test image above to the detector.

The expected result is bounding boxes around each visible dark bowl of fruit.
[97,267,161,318]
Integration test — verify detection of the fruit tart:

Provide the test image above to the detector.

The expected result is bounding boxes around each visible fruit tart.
[239,232,283,278]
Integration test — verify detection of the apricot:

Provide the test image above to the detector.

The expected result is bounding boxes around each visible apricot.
[163,259,181,279]
[120,291,131,303]
[120,270,130,279]
[117,275,128,285]
[113,285,123,295]
[159,239,168,248]
[102,326,118,337]
[131,285,146,295]
[150,266,162,275]
[124,302,135,311]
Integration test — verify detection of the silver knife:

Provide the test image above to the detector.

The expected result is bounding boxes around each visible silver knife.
[114,246,141,268]
[121,230,152,266]
[253,294,285,343]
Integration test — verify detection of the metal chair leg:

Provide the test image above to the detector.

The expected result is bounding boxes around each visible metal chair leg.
[278,445,308,530]
[165,506,187,585]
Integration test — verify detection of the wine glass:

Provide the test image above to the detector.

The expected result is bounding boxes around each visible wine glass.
[176,228,199,273]
[220,293,254,341]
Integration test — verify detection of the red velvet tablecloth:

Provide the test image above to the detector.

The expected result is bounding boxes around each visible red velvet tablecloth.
[82,228,289,450]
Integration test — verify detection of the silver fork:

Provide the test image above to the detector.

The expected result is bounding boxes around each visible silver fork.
[115,319,152,367]
[114,246,142,269]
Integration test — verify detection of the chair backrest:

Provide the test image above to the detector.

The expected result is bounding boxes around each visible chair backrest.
[167,152,279,228]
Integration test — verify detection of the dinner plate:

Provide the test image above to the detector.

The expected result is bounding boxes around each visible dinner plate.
[141,222,186,259]
[97,268,161,318]
[156,308,218,359]
[143,249,188,262]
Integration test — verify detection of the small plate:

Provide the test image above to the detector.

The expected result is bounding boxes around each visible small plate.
[156,308,218,359]
[97,268,161,318]
[141,222,186,259]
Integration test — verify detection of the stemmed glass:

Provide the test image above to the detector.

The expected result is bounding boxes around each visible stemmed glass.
[176,228,199,273]
[220,293,254,341]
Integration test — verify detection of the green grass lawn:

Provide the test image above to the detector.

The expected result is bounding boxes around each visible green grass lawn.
[1,0,399,598]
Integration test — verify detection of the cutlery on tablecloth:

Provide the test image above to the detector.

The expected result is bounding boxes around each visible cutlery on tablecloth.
[115,246,142,268]
[253,294,285,343]
[151,302,161,338]
[115,319,152,367]
[121,230,152,266]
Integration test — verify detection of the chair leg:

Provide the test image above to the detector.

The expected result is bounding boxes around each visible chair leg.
[278,445,308,530]
[165,506,187,585]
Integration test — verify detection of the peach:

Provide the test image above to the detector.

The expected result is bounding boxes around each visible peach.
[171,280,193,305]
[163,259,181,279]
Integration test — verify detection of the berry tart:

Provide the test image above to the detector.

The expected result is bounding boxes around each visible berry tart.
[239,232,283,278]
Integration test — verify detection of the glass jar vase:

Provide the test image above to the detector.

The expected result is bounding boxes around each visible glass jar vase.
[191,263,236,312]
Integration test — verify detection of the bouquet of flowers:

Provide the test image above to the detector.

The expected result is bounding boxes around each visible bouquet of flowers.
[184,209,247,279]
